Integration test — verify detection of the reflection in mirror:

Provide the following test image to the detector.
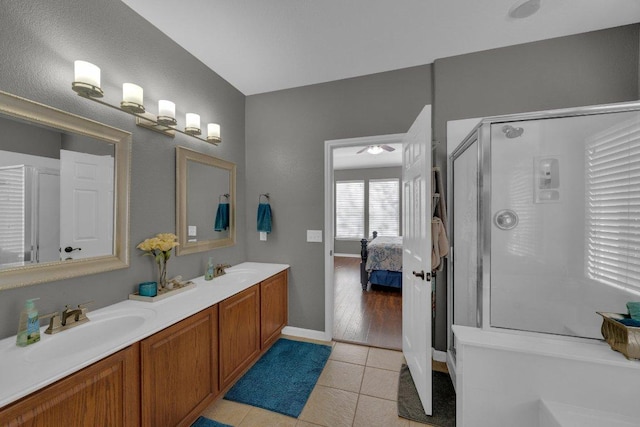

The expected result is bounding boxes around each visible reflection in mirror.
[176,146,236,255]
[0,116,115,268]
[0,90,131,290]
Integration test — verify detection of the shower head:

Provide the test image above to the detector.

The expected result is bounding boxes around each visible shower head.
[502,125,524,138]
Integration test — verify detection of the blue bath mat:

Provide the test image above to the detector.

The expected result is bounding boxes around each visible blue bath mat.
[190,416,232,427]
[224,338,332,418]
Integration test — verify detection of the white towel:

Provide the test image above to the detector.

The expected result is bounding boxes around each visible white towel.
[431,217,449,271]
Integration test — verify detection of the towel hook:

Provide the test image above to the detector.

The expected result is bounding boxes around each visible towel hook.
[259,193,270,204]
[218,193,230,203]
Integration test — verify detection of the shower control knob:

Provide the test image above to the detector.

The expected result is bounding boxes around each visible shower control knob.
[494,209,519,230]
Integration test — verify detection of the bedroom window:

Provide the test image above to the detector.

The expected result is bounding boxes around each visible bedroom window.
[586,117,640,293]
[336,180,365,239]
[369,178,399,237]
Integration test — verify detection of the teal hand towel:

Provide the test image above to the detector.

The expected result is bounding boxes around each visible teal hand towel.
[257,203,272,233]
[627,302,640,320]
[617,317,640,328]
[214,203,230,231]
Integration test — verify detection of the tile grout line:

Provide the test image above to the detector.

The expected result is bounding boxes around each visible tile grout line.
[349,347,371,426]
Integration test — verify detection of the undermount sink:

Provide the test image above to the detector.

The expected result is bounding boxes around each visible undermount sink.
[25,308,156,362]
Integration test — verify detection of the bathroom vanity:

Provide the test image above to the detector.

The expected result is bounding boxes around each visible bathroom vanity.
[0,262,289,427]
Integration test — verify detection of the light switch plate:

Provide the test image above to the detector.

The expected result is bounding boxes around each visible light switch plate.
[260,232,267,241]
[188,225,197,237]
[307,230,323,242]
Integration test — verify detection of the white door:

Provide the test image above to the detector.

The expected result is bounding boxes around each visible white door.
[36,168,60,263]
[402,105,432,414]
[60,150,114,260]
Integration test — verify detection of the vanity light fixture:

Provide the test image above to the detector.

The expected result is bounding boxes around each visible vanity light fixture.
[121,83,145,114]
[70,60,221,145]
[185,113,201,135]
[157,100,177,126]
[72,60,104,98]
[207,123,221,144]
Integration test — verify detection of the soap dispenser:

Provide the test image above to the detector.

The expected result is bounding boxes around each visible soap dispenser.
[16,298,41,347]
[205,257,215,281]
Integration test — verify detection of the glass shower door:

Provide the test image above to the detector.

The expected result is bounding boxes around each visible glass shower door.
[451,137,479,355]
[489,111,640,339]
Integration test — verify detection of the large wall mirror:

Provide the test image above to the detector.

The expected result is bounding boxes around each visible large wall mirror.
[176,146,236,255]
[0,90,131,290]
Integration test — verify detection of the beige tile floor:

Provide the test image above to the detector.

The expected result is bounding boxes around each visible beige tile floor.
[200,341,441,427]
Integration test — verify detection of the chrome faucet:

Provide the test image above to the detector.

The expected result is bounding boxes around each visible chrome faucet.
[214,264,231,277]
[46,301,93,334]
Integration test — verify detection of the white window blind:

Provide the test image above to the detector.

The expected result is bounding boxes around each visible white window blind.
[586,117,640,292]
[336,180,364,239]
[369,178,399,237]
[0,166,25,266]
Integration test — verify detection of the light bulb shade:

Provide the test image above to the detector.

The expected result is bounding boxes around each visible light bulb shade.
[121,83,145,114]
[185,113,201,135]
[72,60,103,98]
[367,145,384,155]
[207,123,221,143]
[157,100,177,126]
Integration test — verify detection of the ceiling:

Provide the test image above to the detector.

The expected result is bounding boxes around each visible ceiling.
[120,0,640,95]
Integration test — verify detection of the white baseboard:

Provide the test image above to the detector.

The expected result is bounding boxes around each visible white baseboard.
[281,326,331,343]
[432,349,447,362]
[334,253,360,258]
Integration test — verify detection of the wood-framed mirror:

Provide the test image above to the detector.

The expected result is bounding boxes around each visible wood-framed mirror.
[0,90,131,290]
[176,146,236,255]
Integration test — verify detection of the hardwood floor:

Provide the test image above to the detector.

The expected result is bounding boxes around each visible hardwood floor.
[333,256,402,350]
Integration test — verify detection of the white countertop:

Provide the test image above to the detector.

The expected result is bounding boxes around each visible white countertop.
[0,262,289,408]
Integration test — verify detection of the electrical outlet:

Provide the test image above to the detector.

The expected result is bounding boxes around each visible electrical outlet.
[307,230,323,242]
[260,232,267,241]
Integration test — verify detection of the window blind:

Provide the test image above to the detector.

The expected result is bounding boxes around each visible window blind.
[336,180,364,239]
[586,117,640,292]
[369,178,399,237]
[0,166,25,265]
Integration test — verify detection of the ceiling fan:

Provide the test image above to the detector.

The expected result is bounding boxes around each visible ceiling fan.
[356,145,396,155]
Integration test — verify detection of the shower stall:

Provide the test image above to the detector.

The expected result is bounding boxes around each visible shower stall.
[448,101,640,361]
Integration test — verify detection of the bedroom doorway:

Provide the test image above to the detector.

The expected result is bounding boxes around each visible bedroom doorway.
[324,133,405,350]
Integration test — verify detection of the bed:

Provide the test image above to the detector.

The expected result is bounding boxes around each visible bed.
[360,231,403,290]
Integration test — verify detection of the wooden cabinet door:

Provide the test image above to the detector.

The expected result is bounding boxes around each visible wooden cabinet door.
[0,344,140,427]
[219,284,260,390]
[141,306,218,427]
[261,270,288,349]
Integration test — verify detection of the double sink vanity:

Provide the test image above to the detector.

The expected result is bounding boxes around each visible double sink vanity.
[0,85,285,426]
[0,262,289,426]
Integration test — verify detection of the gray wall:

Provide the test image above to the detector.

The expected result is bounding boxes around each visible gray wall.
[245,66,432,331]
[334,166,402,255]
[246,24,639,350]
[0,0,246,339]
[431,24,639,350]
[0,116,61,158]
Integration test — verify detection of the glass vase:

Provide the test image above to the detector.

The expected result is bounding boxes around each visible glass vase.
[157,258,171,290]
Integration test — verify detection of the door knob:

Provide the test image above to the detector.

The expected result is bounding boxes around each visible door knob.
[64,246,82,253]
[412,270,425,280]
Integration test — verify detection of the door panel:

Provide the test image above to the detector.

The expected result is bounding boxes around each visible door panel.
[402,105,432,414]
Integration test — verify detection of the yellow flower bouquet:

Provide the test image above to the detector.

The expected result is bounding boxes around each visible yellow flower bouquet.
[137,233,179,289]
